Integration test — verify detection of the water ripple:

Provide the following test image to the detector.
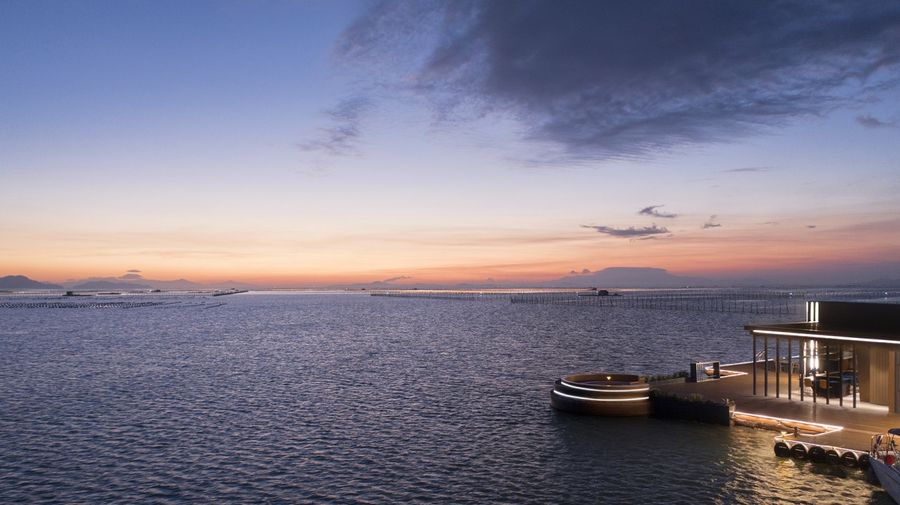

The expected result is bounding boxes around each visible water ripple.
[0,293,891,503]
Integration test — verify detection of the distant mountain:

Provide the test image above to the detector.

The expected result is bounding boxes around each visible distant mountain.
[324,281,441,290]
[319,267,714,290]
[64,273,258,291]
[71,280,153,290]
[548,267,713,288]
[323,277,506,290]
[143,278,257,290]
[136,278,204,290]
[0,275,64,290]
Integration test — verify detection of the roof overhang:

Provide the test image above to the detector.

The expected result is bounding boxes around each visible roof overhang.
[745,321,900,346]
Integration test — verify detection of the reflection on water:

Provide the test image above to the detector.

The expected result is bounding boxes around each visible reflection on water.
[0,293,892,503]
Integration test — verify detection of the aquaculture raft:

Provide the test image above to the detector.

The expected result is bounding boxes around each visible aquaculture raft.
[550,373,651,416]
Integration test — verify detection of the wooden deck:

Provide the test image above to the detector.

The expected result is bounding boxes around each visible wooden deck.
[655,362,900,451]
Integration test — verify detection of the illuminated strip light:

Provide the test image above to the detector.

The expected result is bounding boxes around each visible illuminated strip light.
[725,355,802,366]
[752,329,900,346]
[560,381,650,393]
[805,301,820,323]
[733,410,843,433]
[552,390,649,402]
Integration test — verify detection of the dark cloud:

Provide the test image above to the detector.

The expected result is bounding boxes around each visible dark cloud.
[702,215,722,229]
[126,269,141,273]
[570,268,593,275]
[297,96,371,156]
[856,114,896,128]
[581,224,669,237]
[723,167,772,173]
[807,224,817,229]
[638,205,677,218]
[340,1,900,160]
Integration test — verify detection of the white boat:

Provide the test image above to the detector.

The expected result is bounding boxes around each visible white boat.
[871,458,900,504]
[870,429,900,504]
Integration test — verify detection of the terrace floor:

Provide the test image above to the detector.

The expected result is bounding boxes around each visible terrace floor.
[655,362,900,451]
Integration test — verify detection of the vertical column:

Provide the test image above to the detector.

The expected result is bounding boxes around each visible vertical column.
[764,334,769,397]
[800,339,805,402]
[788,338,792,400]
[812,339,817,404]
[853,343,857,408]
[776,336,781,398]
[825,343,830,405]
[752,332,757,396]
[839,343,844,407]
[893,350,899,414]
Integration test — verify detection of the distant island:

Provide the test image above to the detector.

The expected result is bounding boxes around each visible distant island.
[0,273,253,291]
[0,275,63,290]
[71,280,154,290]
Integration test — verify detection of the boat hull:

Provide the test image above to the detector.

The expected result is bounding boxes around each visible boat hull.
[870,458,900,504]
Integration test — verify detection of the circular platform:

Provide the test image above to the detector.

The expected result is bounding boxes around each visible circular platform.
[550,372,651,416]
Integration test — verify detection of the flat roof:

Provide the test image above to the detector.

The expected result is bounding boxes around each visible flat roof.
[746,301,900,345]
[745,321,900,345]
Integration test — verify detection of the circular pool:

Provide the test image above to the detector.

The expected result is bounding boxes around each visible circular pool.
[550,372,651,416]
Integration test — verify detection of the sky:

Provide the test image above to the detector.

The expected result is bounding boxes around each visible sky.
[2,0,900,286]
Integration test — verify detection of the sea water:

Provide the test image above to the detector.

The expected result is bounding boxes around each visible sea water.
[0,292,893,503]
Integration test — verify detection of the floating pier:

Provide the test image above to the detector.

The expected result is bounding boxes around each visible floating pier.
[772,435,870,469]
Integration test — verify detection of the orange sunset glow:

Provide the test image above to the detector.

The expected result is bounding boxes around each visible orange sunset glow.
[2,1,899,289]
